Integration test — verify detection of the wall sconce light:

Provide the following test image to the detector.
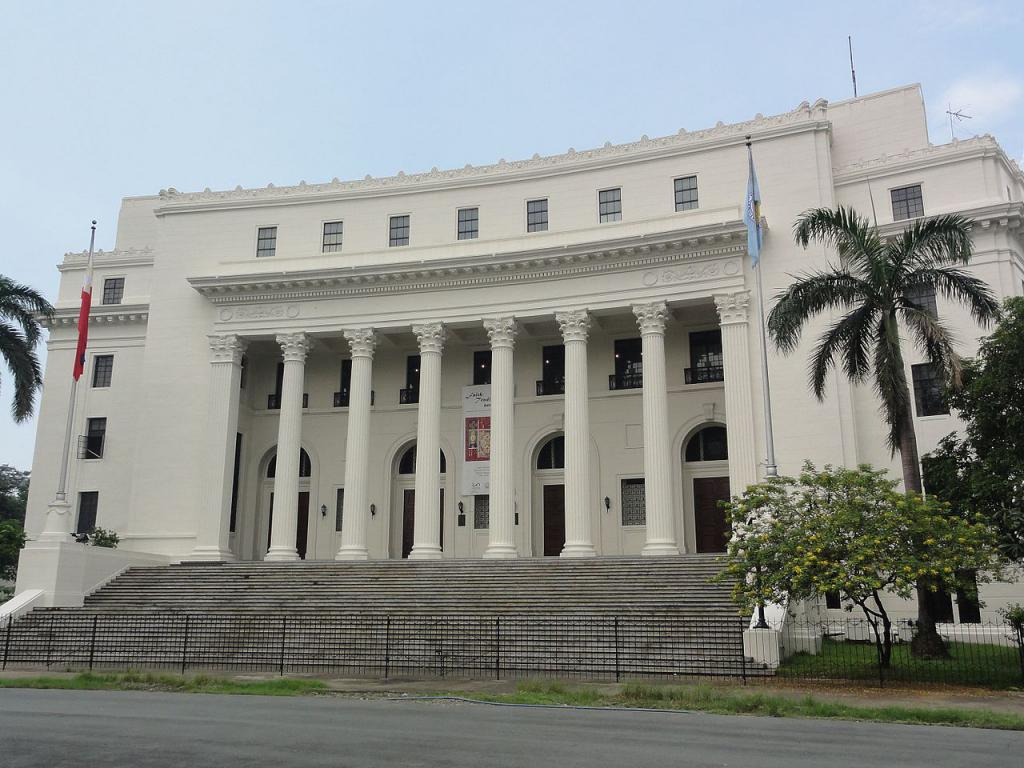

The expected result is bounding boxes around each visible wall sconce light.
[457,501,466,527]
[320,504,328,518]
[603,496,611,511]
[369,503,376,517]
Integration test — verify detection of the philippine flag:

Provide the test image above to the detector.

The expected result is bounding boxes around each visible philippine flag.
[71,246,94,381]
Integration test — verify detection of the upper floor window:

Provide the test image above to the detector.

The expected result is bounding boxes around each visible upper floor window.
[912,363,948,417]
[77,491,99,534]
[82,417,106,459]
[674,175,698,211]
[527,198,548,232]
[389,215,410,247]
[620,478,646,526]
[904,284,937,317]
[685,426,728,462]
[457,208,479,240]
[92,355,114,388]
[256,226,277,258]
[536,435,565,470]
[334,359,353,407]
[537,344,565,396]
[891,185,924,221]
[473,350,491,385]
[102,277,124,305]
[401,355,421,404]
[610,337,642,390]
[686,330,724,384]
[322,221,344,253]
[599,188,622,223]
[268,362,308,409]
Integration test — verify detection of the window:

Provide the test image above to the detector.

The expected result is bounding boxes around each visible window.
[229,433,242,533]
[335,488,345,532]
[687,330,724,383]
[473,350,491,386]
[401,355,421,404]
[389,215,410,247]
[536,435,565,470]
[256,226,277,257]
[685,426,728,462]
[102,277,124,305]
[904,284,937,317]
[322,221,344,253]
[610,337,642,390]
[76,491,98,534]
[83,417,106,459]
[527,198,548,232]
[912,363,948,416]
[457,207,479,240]
[473,495,489,529]
[825,591,842,610]
[891,185,924,221]
[537,344,565,395]
[92,355,114,388]
[398,446,446,475]
[239,356,248,389]
[956,571,982,624]
[674,175,698,211]
[599,188,622,222]
[620,478,646,526]
[334,359,353,407]
[267,448,312,479]
[268,362,308,409]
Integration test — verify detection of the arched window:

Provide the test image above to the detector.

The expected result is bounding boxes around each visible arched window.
[685,426,728,462]
[536,435,565,470]
[398,446,446,475]
[267,448,312,479]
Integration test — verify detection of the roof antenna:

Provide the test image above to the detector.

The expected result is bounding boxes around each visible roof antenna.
[945,104,972,141]
[848,36,858,97]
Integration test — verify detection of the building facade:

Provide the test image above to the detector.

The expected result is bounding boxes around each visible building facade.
[19,84,1024,616]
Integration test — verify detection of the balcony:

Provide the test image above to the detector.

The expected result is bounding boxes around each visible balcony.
[608,372,643,391]
[399,388,419,405]
[77,434,104,460]
[684,366,724,384]
[334,390,375,407]
[268,393,309,409]
[536,378,565,396]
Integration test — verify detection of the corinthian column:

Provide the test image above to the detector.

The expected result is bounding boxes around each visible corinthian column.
[633,302,680,556]
[409,322,446,560]
[555,309,596,557]
[336,329,376,561]
[714,292,758,494]
[482,316,517,559]
[266,332,311,562]
[190,334,248,561]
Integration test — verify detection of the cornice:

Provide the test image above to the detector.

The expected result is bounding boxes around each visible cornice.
[58,247,155,272]
[189,221,749,305]
[875,202,1024,239]
[833,135,1024,185]
[42,302,150,327]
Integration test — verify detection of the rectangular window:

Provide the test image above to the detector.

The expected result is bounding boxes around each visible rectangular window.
[905,284,937,317]
[401,355,421,404]
[256,226,277,257]
[674,175,698,211]
[83,417,106,459]
[335,487,345,532]
[599,188,622,222]
[102,277,124,305]
[240,356,248,390]
[389,215,410,247]
[611,337,643,390]
[825,591,841,610]
[457,207,479,240]
[473,350,492,386]
[92,355,114,388]
[474,495,489,529]
[620,478,646,526]
[229,433,242,533]
[527,198,548,232]
[269,363,307,409]
[335,359,353,407]
[76,491,99,534]
[538,344,565,396]
[687,330,724,384]
[891,185,924,221]
[912,363,948,417]
[322,221,344,253]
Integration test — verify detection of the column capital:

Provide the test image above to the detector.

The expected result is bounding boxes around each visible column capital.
[632,301,669,335]
[555,309,590,343]
[483,316,517,349]
[714,291,752,325]
[208,334,248,365]
[412,322,446,355]
[276,332,311,363]
[343,328,377,359]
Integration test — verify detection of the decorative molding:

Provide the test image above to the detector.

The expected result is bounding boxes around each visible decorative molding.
[714,291,751,325]
[833,135,1024,185]
[412,322,446,355]
[58,247,155,272]
[632,301,669,335]
[483,317,517,349]
[641,258,742,287]
[276,332,311,363]
[556,310,591,343]
[218,304,300,322]
[42,303,150,328]
[344,328,377,359]
[208,334,247,365]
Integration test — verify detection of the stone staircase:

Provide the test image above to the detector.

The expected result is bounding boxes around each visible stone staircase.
[3,555,767,679]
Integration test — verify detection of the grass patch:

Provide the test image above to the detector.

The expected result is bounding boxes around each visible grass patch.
[455,681,1024,731]
[0,672,327,696]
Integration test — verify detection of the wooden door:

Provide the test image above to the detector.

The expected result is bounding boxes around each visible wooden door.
[296,491,310,560]
[693,477,731,553]
[439,488,444,552]
[266,492,274,553]
[543,484,565,557]
[402,489,415,559]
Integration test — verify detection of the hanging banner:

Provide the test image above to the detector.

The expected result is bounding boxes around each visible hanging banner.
[461,385,491,495]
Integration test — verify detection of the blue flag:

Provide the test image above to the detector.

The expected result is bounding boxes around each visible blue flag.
[744,144,762,267]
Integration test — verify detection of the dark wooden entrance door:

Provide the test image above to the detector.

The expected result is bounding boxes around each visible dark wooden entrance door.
[265,490,311,559]
[693,476,731,553]
[401,488,444,559]
[543,484,566,556]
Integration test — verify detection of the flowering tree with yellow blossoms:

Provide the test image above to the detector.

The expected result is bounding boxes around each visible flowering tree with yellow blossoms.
[720,463,1001,667]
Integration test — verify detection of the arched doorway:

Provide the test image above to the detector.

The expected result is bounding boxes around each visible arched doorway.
[391,444,447,559]
[258,448,313,560]
[532,434,565,556]
[682,425,730,553]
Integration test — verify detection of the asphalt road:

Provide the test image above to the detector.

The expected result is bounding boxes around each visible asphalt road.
[0,689,1020,768]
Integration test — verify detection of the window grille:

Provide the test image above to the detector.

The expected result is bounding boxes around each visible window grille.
[473,495,489,529]
[620,479,646,526]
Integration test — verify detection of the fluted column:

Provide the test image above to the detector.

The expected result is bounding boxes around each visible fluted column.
[555,310,596,557]
[336,329,376,561]
[266,332,311,562]
[409,322,446,560]
[633,302,680,556]
[483,317,517,559]
[190,334,248,561]
[714,292,758,494]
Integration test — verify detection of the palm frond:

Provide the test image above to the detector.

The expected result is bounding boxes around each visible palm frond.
[768,271,872,353]
[872,313,912,453]
[900,307,964,390]
[889,214,974,268]
[904,267,999,326]
[792,206,882,274]
[0,320,43,422]
[808,303,878,400]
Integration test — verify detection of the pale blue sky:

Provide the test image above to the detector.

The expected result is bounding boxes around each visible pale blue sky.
[1,0,1022,470]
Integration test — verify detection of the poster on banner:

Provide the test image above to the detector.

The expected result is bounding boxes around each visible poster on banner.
[462,385,491,495]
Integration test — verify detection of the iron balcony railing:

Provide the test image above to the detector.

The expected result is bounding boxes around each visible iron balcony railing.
[608,372,643,390]
[267,393,309,410]
[535,379,565,396]
[399,388,419,405]
[334,390,375,408]
[684,366,725,384]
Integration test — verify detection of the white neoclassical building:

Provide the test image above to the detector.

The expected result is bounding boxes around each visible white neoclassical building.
[14,83,1024,618]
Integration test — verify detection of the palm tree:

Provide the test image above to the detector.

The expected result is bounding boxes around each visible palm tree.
[768,206,998,658]
[0,276,54,422]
